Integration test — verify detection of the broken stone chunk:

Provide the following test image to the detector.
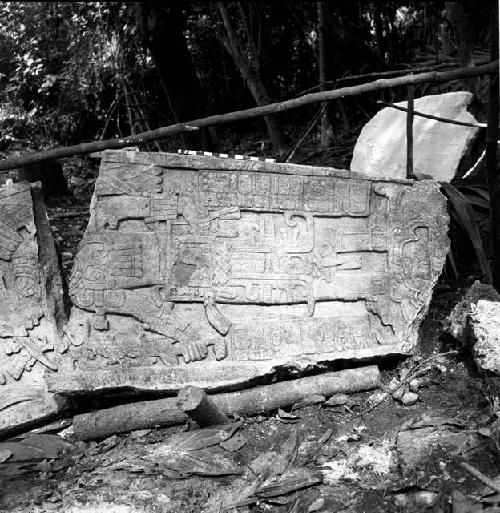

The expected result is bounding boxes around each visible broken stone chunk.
[351,91,480,182]
[446,281,500,346]
[47,150,449,395]
[471,300,500,374]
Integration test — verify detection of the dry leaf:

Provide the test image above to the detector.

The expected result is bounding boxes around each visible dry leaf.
[147,422,244,478]
[0,450,12,463]
[220,432,247,452]
[0,434,70,462]
[292,395,325,410]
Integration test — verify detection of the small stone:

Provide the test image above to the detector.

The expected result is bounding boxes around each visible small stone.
[392,385,406,401]
[387,377,399,393]
[325,394,348,407]
[400,392,419,406]
[394,494,407,507]
[307,497,325,512]
[409,379,419,393]
[414,491,438,508]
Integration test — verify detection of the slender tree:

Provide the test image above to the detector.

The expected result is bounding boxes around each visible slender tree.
[216,2,289,158]
[317,2,334,148]
[134,2,215,150]
[485,2,500,289]
[445,1,475,92]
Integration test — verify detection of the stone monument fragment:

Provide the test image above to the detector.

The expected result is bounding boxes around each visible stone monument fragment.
[350,91,480,182]
[48,150,449,395]
[0,181,65,432]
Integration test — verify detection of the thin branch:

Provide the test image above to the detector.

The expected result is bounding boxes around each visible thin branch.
[461,462,500,494]
[378,101,488,128]
[285,105,323,163]
[294,59,491,97]
[0,61,497,172]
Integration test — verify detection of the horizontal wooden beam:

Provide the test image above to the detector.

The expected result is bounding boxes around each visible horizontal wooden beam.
[0,60,497,172]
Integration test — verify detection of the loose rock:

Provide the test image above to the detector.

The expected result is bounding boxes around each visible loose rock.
[307,497,325,512]
[471,300,500,374]
[400,392,419,406]
[392,385,406,401]
[409,379,420,393]
[414,491,438,508]
[446,281,500,345]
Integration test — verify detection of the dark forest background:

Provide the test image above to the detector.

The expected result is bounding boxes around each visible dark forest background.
[0,2,493,167]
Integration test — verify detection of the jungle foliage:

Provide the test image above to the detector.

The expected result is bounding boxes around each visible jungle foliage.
[0,1,492,155]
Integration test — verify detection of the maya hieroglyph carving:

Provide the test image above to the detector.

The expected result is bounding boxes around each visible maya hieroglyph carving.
[0,181,63,431]
[51,150,449,393]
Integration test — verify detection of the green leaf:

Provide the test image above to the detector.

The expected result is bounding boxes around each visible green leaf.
[440,182,492,283]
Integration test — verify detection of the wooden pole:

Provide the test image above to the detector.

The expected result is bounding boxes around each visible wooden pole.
[486,5,500,290]
[70,366,380,441]
[0,61,497,172]
[406,84,414,178]
[177,386,229,427]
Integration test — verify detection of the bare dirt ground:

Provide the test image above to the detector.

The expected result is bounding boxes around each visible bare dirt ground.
[2,156,500,513]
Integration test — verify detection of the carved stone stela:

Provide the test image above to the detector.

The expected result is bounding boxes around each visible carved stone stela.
[0,182,63,431]
[50,151,449,394]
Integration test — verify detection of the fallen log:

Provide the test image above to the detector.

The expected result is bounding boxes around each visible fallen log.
[0,61,496,172]
[70,366,381,441]
[177,386,229,427]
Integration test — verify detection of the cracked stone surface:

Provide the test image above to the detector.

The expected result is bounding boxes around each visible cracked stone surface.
[46,150,450,395]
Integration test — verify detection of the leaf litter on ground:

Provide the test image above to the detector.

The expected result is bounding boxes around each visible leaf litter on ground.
[109,420,244,479]
[206,429,323,512]
[0,433,72,477]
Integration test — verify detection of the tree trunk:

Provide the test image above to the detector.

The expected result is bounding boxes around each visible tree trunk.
[317,2,334,148]
[134,2,216,150]
[216,2,289,158]
[485,3,500,289]
[374,5,386,60]
[245,73,289,156]
[445,1,475,92]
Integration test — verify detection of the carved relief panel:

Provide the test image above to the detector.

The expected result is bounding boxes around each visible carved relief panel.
[50,151,449,394]
[0,182,64,431]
